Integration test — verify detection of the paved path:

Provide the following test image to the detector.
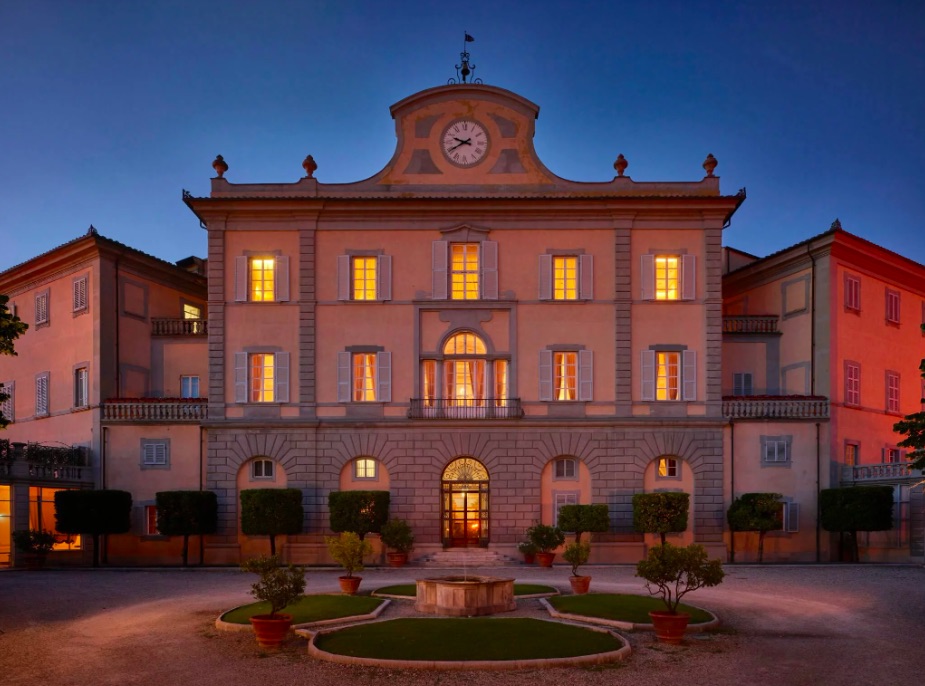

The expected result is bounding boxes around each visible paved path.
[1,564,922,685]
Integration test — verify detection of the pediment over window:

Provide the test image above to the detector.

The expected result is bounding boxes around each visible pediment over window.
[439,223,491,241]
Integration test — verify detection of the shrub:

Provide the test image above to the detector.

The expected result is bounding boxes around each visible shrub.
[820,486,894,562]
[517,540,538,555]
[240,554,306,618]
[155,490,218,566]
[379,518,414,554]
[12,529,57,554]
[328,490,390,539]
[632,492,690,545]
[636,543,725,614]
[557,504,610,543]
[727,492,783,563]
[562,541,590,577]
[54,489,132,567]
[325,531,373,578]
[526,523,565,553]
[240,489,304,556]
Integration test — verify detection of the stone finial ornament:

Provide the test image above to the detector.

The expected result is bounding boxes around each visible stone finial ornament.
[830,218,842,231]
[87,224,98,236]
[702,154,717,177]
[212,155,228,178]
[614,154,628,177]
[302,155,318,178]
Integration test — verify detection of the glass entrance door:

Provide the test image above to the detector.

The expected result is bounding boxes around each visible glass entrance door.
[441,457,490,547]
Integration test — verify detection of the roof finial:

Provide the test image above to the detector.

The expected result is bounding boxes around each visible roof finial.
[448,32,482,85]
[830,218,842,231]
[302,155,317,178]
[702,153,718,177]
[212,154,228,178]
[614,154,628,177]
[87,225,98,236]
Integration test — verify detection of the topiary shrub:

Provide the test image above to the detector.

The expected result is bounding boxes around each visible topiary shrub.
[526,523,565,553]
[328,490,390,539]
[379,518,414,554]
[240,488,304,556]
[155,490,218,566]
[557,504,610,544]
[820,486,894,562]
[54,489,132,567]
[727,492,783,564]
[632,492,690,545]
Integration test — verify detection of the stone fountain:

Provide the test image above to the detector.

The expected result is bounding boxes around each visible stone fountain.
[414,576,516,617]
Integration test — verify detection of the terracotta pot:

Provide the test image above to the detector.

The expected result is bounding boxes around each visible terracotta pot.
[648,610,691,644]
[522,552,536,565]
[338,575,362,595]
[248,613,292,648]
[535,552,556,568]
[387,552,408,568]
[569,575,591,594]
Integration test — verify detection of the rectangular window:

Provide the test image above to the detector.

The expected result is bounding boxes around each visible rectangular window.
[493,360,508,405]
[886,371,900,413]
[74,367,88,408]
[352,353,377,402]
[337,351,391,403]
[35,372,49,417]
[183,303,202,319]
[884,447,901,463]
[538,254,593,300]
[433,240,496,300]
[35,291,49,325]
[450,243,480,300]
[554,491,579,527]
[1,381,14,423]
[845,274,860,311]
[553,256,578,300]
[180,375,200,398]
[540,349,593,402]
[761,435,792,465]
[781,501,800,533]
[352,257,378,300]
[250,353,275,402]
[641,254,696,301]
[656,352,680,401]
[144,505,160,536]
[553,352,577,401]
[29,487,81,550]
[250,258,275,302]
[844,442,859,467]
[234,352,288,403]
[886,289,900,324]
[72,276,88,313]
[733,372,753,396]
[252,459,274,479]
[657,457,679,478]
[555,458,577,479]
[354,458,377,479]
[845,362,860,406]
[142,442,168,466]
[234,255,289,302]
[654,256,680,300]
[337,254,391,301]
[422,360,437,407]
[641,349,696,401]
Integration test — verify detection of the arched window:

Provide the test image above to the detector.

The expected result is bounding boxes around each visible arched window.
[354,458,377,480]
[420,331,509,417]
[251,459,274,480]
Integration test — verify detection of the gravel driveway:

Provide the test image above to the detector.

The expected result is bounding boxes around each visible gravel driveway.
[1,564,922,686]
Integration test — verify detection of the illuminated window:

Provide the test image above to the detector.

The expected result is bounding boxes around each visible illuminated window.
[554,352,577,401]
[354,458,377,479]
[641,349,697,402]
[493,360,508,406]
[352,257,377,300]
[844,442,859,466]
[353,353,377,402]
[553,257,578,300]
[252,459,274,479]
[144,505,160,536]
[180,375,200,398]
[337,351,390,403]
[250,258,275,301]
[235,352,288,404]
[183,303,202,319]
[656,352,680,401]
[554,458,577,479]
[657,457,679,478]
[74,367,89,408]
[72,276,88,312]
[450,244,480,300]
[540,349,593,402]
[29,487,81,550]
[250,353,275,402]
[654,256,680,300]
[886,371,900,413]
[642,254,694,301]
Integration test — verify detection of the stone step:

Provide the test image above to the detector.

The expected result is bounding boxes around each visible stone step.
[416,549,519,567]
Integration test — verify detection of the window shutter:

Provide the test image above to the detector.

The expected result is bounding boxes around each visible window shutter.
[1,381,14,422]
[432,241,448,299]
[275,352,290,403]
[73,278,87,311]
[234,352,247,403]
[641,350,656,401]
[681,255,696,300]
[378,255,392,301]
[538,350,553,401]
[641,255,655,300]
[275,256,290,302]
[337,351,351,402]
[538,254,552,300]
[234,256,248,302]
[580,254,594,300]
[682,350,697,401]
[578,349,593,401]
[481,240,498,300]
[377,351,391,402]
[786,502,800,532]
[337,255,350,300]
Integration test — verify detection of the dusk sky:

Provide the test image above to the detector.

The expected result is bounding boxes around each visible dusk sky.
[2,1,923,270]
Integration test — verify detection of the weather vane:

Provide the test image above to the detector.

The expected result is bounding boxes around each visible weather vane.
[448,32,482,84]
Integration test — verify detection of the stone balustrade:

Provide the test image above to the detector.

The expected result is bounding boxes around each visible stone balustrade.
[722,396,829,419]
[102,399,207,422]
[722,315,779,334]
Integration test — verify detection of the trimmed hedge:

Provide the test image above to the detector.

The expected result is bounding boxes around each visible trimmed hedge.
[240,488,304,556]
[820,486,893,562]
[328,490,390,539]
[54,489,132,567]
[155,490,218,566]
[556,504,610,543]
[727,492,783,563]
[632,492,689,545]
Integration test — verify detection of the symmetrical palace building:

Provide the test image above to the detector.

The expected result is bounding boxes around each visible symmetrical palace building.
[1,81,921,566]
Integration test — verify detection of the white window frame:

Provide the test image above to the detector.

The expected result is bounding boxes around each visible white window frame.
[885,288,900,324]
[780,501,800,533]
[72,276,88,313]
[886,371,900,413]
[1,381,14,423]
[74,366,89,409]
[554,458,577,480]
[35,372,49,417]
[656,457,680,479]
[732,372,753,396]
[35,290,49,325]
[180,375,200,399]
[539,349,593,402]
[641,349,697,401]
[845,361,860,406]
[553,491,579,527]
[234,352,290,404]
[354,458,377,480]
[641,254,696,301]
[432,240,498,301]
[252,459,274,480]
[883,447,902,464]
[845,273,860,311]
[337,351,391,403]
[141,440,169,468]
[234,255,290,303]
[761,435,792,466]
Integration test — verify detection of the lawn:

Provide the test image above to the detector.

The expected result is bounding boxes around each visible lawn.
[314,617,621,660]
[548,593,712,624]
[373,583,556,597]
[222,594,384,625]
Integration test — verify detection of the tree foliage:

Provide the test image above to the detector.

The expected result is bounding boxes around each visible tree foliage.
[632,492,690,545]
[54,489,132,567]
[727,492,783,563]
[526,523,565,553]
[636,543,725,614]
[0,294,28,428]
[155,490,218,566]
[893,356,925,470]
[240,488,304,556]
[240,554,306,618]
[556,504,611,543]
[325,531,373,578]
[327,490,390,539]
[820,486,894,562]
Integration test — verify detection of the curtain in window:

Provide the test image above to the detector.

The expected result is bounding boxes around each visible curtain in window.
[553,352,577,401]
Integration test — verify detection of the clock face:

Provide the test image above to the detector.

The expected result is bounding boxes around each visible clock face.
[441,119,490,167]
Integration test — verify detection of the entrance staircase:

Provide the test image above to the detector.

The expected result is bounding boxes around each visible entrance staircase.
[416,548,518,568]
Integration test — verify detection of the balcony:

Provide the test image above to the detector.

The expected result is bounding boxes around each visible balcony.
[723,395,829,419]
[102,399,207,422]
[408,398,524,419]
[151,318,207,336]
[841,463,922,484]
[0,440,89,481]
[722,315,779,334]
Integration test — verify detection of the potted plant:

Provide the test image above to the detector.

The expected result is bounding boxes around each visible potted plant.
[635,543,725,644]
[12,529,57,570]
[517,540,538,564]
[240,554,306,648]
[526,523,565,567]
[379,518,414,567]
[563,541,591,594]
[325,531,373,594]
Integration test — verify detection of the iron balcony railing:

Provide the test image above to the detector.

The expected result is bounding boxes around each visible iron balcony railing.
[102,399,208,422]
[408,398,524,419]
[722,396,829,419]
[151,318,207,336]
[722,315,779,334]
[841,463,922,483]
[0,440,88,480]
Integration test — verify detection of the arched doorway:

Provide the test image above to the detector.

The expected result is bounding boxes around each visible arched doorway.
[441,457,489,547]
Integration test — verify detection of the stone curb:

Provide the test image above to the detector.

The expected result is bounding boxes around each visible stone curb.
[539,597,719,631]
[214,596,390,632]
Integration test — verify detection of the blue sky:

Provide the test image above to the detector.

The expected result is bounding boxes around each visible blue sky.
[2,1,924,269]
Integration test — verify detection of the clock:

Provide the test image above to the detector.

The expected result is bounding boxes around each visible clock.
[440,118,490,167]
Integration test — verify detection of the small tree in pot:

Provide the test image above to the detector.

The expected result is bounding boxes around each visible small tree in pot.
[240,555,306,649]
[636,543,724,644]
[517,540,538,564]
[562,541,591,594]
[557,504,609,593]
[526,524,565,567]
[326,531,373,594]
[379,518,414,567]
[12,529,57,570]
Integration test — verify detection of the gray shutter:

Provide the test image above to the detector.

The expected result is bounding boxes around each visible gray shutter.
[580,254,594,300]
[275,256,290,302]
[787,502,800,532]
[538,254,552,300]
[378,255,392,301]
[275,352,290,403]
[681,255,696,301]
[481,240,498,300]
[538,350,553,401]
[578,349,593,401]
[337,255,350,301]
[235,256,248,302]
[337,351,351,402]
[641,254,655,300]
[234,352,247,403]
[682,350,697,401]
[377,351,391,402]
[641,350,656,401]
[432,241,448,299]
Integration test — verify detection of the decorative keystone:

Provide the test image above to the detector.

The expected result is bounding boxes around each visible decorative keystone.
[212,155,228,178]
[614,154,628,177]
[302,155,317,178]
[702,153,717,177]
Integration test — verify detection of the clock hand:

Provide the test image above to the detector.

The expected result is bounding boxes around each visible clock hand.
[449,138,472,151]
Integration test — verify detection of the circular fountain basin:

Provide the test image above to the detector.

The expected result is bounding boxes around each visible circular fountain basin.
[415,576,516,617]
